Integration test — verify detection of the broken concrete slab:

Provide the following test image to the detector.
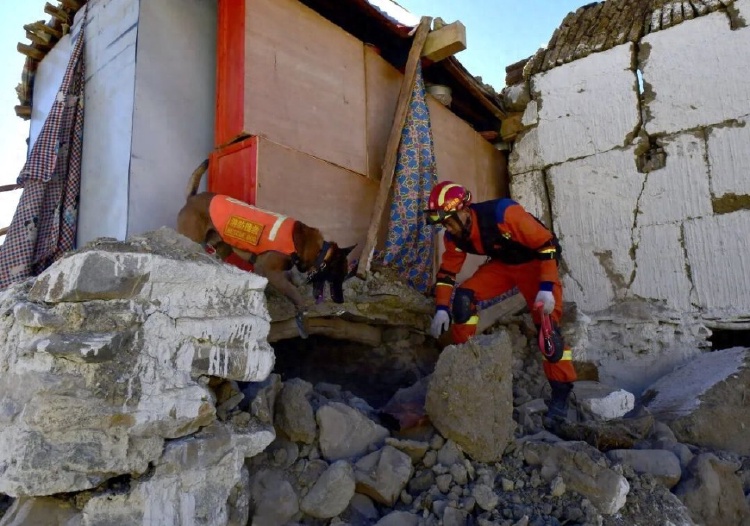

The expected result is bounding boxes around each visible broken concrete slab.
[642,346,750,455]
[0,230,275,498]
[572,381,635,421]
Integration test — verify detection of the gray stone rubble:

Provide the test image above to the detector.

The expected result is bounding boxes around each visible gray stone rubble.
[0,229,749,526]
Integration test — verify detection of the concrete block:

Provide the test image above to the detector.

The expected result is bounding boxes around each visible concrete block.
[510,43,639,173]
[509,170,550,228]
[643,12,750,135]
[638,133,713,226]
[707,118,750,198]
[684,210,750,314]
[629,223,694,310]
[573,381,635,421]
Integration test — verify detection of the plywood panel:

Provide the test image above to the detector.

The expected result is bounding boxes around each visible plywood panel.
[474,134,507,200]
[364,46,402,180]
[428,97,478,186]
[244,0,367,175]
[255,138,378,258]
[428,99,507,284]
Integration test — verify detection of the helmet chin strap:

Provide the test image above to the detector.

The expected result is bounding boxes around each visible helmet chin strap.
[456,210,472,239]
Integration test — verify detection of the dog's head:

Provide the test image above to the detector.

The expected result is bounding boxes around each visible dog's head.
[308,243,356,304]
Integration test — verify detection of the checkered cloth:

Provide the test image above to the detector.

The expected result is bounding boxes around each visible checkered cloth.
[0,7,87,290]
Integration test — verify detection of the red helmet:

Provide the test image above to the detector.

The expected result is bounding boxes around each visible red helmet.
[424,181,472,224]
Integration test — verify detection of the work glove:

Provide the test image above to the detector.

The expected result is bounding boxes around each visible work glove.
[534,290,555,315]
[430,308,451,338]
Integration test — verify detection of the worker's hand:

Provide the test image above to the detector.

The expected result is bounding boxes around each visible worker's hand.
[430,309,451,338]
[534,290,555,315]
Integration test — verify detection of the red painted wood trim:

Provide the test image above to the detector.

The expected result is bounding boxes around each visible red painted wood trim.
[215,0,245,147]
[208,136,258,206]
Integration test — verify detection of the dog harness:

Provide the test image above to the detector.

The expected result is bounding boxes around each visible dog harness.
[208,196,296,257]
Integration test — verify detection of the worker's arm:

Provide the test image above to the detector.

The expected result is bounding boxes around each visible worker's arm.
[434,233,467,310]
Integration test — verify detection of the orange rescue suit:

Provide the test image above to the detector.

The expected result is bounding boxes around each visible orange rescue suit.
[209,196,296,257]
[435,198,576,384]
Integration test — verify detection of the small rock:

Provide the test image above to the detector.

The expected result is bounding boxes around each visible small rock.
[450,463,468,485]
[550,475,566,497]
[472,484,499,512]
[423,450,438,468]
[436,474,452,493]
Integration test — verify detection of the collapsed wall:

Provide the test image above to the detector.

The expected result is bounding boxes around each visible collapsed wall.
[504,0,750,393]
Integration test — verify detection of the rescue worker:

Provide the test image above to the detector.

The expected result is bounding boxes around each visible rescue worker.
[424,181,577,425]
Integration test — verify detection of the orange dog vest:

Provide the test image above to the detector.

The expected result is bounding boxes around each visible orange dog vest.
[209,196,296,256]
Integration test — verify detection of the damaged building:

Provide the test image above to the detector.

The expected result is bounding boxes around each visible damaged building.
[2,0,750,525]
[502,0,750,393]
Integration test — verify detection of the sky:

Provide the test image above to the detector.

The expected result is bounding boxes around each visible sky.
[0,0,586,244]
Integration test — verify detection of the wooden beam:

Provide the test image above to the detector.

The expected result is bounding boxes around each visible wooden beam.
[357,16,432,279]
[59,0,83,10]
[0,184,21,193]
[25,21,63,40]
[268,317,383,346]
[44,2,69,23]
[443,58,507,120]
[26,31,54,49]
[17,43,45,61]
[421,20,466,63]
[14,106,32,120]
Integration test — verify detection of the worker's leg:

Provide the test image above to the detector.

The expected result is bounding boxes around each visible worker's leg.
[450,260,515,344]
[511,261,576,423]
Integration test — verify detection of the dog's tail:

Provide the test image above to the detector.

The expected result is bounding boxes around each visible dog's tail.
[185,158,210,198]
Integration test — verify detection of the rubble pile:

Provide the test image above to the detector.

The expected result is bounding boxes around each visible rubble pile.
[1,229,749,526]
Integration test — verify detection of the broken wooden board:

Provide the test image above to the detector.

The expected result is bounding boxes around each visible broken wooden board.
[269,316,383,346]
[422,21,467,63]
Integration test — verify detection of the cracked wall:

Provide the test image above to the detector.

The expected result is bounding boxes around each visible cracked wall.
[509,6,750,391]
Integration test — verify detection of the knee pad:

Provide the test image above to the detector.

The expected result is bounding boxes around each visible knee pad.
[452,288,476,324]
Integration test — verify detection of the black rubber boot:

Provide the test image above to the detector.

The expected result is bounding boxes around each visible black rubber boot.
[544,381,573,430]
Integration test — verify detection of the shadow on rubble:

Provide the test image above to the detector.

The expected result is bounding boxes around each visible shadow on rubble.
[270,331,440,412]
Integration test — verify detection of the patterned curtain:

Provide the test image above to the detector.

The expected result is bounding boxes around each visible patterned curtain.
[379,62,437,293]
[0,7,87,290]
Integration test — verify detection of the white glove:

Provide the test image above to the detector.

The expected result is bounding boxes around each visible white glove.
[535,290,555,315]
[430,309,451,338]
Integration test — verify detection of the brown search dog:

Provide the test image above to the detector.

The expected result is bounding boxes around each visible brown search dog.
[177,159,355,337]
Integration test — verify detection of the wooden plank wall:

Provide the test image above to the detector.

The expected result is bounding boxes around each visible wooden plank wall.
[244,0,368,175]
[242,0,507,268]
[254,137,378,255]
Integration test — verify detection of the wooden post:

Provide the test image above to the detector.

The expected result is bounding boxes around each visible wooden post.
[357,16,432,279]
